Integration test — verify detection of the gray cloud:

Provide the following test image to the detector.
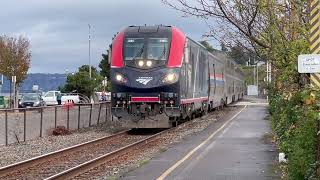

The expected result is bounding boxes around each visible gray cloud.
[0,0,213,73]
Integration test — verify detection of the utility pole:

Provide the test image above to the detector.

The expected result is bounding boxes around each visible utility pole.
[102,77,108,91]
[266,61,269,101]
[269,63,272,82]
[88,24,91,79]
[253,58,256,85]
[266,60,272,101]
[257,63,259,95]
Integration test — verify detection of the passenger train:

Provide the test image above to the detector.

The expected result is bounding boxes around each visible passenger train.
[110,25,245,128]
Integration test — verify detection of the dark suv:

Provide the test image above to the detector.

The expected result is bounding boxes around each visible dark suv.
[18,93,45,108]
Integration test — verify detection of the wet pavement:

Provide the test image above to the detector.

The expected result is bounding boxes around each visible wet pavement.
[122,98,279,180]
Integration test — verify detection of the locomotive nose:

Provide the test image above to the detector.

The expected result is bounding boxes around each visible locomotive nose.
[112,67,180,89]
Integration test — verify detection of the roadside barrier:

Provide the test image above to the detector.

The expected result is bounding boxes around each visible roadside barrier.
[63,100,75,109]
[0,102,112,146]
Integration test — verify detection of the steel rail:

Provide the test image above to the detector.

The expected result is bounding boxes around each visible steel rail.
[45,129,170,180]
[0,130,129,175]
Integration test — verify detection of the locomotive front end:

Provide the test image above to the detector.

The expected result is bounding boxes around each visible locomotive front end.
[110,26,185,128]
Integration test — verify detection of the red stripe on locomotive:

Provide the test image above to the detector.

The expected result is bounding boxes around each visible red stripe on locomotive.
[111,31,124,68]
[131,97,160,102]
[167,27,186,68]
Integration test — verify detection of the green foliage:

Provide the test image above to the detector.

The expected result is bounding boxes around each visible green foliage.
[62,65,103,97]
[99,52,110,79]
[98,50,112,91]
[269,89,318,179]
[228,45,262,65]
[220,42,228,52]
[228,45,248,65]
[0,36,31,85]
[240,65,266,88]
[199,41,216,53]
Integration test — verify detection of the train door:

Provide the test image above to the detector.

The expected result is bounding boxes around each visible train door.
[212,64,216,95]
[199,51,208,97]
[232,81,235,102]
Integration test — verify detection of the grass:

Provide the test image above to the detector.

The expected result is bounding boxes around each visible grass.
[138,158,150,167]
[107,176,118,180]
[159,147,168,153]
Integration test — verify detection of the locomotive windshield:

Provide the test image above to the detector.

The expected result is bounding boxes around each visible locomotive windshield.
[124,38,169,61]
[124,38,144,60]
[147,38,168,60]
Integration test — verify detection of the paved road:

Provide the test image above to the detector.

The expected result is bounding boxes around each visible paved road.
[122,100,279,180]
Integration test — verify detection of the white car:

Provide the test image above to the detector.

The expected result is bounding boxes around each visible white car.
[42,91,80,105]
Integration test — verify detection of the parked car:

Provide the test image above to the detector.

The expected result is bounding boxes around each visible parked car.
[18,93,45,108]
[42,91,80,105]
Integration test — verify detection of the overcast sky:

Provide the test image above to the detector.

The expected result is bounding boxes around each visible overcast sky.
[0,0,214,73]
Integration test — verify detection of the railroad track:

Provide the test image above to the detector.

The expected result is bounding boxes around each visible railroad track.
[0,129,159,179]
[0,107,231,179]
[43,110,226,180]
[45,129,169,179]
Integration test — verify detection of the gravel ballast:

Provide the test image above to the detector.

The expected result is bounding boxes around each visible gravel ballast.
[0,122,126,167]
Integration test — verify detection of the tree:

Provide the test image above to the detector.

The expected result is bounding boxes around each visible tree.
[163,0,309,92]
[99,52,110,79]
[0,36,31,84]
[228,45,259,65]
[62,65,103,98]
[0,35,31,108]
[199,40,215,53]
[221,43,228,52]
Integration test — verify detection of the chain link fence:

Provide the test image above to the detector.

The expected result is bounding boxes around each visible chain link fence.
[0,102,112,146]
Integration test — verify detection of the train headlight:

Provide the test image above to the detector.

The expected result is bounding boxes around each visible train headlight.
[163,73,178,84]
[115,73,127,83]
[146,61,152,67]
[138,60,144,67]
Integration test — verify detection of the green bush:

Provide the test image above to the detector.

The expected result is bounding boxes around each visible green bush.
[270,89,318,179]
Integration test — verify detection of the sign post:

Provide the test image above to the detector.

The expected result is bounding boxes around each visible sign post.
[12,76,17,109]
[309,0,320,87]
[308,0,320,175]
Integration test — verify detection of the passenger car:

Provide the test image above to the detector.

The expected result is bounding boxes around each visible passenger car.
[18,93,45,108]
[110,25,245,128]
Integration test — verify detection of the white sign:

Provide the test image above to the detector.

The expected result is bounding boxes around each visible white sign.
[298,54,320,73]
[32,85,39,91]
[247,85,258,96]
[11,76,16,83]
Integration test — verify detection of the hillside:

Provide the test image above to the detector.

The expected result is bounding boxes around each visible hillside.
[0,73,66,93]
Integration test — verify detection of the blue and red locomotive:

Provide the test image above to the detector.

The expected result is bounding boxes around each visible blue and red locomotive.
[110,25,245,128]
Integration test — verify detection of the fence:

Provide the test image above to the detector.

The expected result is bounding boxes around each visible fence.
[0,102,112,146]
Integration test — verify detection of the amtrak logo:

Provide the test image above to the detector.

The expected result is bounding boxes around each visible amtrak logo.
[136,77,153,85]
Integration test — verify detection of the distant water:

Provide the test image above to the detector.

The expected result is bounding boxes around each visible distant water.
[0,93,11,97]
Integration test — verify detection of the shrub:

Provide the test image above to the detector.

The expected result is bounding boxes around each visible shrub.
[270,89,318,179]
